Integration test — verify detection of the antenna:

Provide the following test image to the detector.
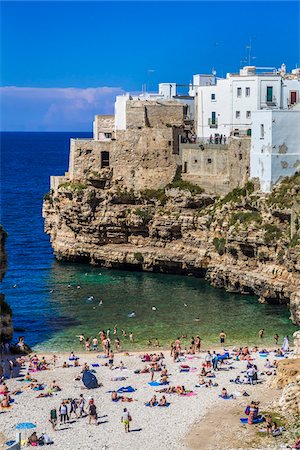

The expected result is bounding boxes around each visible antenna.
[244,36,256,66]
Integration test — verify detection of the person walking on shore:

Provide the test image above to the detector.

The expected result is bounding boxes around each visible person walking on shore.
[121,407,131,433]
[258,329,264,340]
[219,331,226,345]
[274,333,279,345]
[195,336,201,353]
[59,401,68,424]
[79,394,85,417]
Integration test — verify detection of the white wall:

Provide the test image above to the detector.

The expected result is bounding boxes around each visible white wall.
[159,83,176,98]
[114,94,129,130]
[250,110,300,192]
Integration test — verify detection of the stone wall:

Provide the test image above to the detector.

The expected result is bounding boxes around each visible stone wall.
[93,115,115,140]
[181,137,250,194]
[126,100,186,129]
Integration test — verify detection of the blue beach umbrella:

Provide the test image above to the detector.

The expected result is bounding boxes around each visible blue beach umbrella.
[16,422,36,430]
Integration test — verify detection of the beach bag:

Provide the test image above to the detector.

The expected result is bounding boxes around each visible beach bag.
[245,405,250,415]
[128,415,132,422]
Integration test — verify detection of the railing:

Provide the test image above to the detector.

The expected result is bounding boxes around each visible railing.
[265,95,277,104]
[208,118,218,128]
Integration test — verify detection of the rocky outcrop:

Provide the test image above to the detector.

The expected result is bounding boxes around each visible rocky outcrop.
[273,357,300,415]
[0,225,13,343]
[43,173,300,324]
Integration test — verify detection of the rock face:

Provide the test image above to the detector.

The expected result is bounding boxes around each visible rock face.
[43,173,300,324]
[0,225,13,343]
[273,357,300,415]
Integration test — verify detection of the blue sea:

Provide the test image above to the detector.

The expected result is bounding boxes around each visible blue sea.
[0,132,296,351]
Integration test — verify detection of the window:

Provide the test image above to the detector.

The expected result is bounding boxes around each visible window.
[246,87,250,97]
[260,124,264,139]
[207,158,212,164]
[101,151,110,168]
[211,93,216,100]
[246,111,251,119]
[211,112,216,125]
[168,141,172,146]
[194,159,198,163]
[237,87,242,97]
[183,162,188,173]
[236,111,240,119]
[266,86,273,103]
[104,132,112,139]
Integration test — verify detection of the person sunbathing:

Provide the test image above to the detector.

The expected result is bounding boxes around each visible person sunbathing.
[0,383,9,394]
[111,391,120,401]
[200,367,207,376]
[176,386,186,395]
[149,395,157,407]
[28,432,38,446]
[62,361,69,368]
[159,395,167,406]
[160,375,168,384]
[36,392,53,398]
[50,380,61,391]
[140,366,150,374]
[221,388,229,398]
[1,397,10,408]
[198,376,206,385]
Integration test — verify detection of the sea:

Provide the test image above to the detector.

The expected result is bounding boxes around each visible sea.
[0,132,296,351]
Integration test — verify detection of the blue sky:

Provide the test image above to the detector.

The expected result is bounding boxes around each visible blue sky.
[1,1,299,130]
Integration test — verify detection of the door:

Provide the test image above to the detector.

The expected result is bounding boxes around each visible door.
[266,86,273,103]
[290,91,297,105]
[211,112,216,125]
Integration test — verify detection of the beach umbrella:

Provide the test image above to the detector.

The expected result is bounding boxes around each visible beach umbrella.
[16,423,36,430]
[82,370,98,389]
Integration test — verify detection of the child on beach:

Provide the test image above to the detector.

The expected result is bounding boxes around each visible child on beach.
[121,408,131,432]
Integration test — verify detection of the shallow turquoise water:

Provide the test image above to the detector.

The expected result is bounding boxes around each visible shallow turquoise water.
[34,262,296,351]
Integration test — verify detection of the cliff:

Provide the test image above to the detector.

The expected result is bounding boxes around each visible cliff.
[0,225,13,343]
[43,174,300,325]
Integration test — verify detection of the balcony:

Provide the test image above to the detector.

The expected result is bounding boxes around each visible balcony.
[208,118,218,128]
[265,95,277,106]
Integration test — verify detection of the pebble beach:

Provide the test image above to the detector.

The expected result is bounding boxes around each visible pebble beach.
[0,346,290,450]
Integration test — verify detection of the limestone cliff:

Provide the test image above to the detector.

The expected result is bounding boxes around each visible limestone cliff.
[43,174,300,325]
[0,225,13,343]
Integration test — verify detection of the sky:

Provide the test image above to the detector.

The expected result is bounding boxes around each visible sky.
[1,1,299,131]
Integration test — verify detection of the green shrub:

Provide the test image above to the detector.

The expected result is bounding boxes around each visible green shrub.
[264,224,282,244]
[167,179,204,194]
[289,233,300,248]
[134,208,152,222]
[229,211,262,226]
[267,173,300,208]
[140,189,168,205]
[213,237,226,255]
[59,181,87,193]
[219,181,255,205]
[133,252,144,263]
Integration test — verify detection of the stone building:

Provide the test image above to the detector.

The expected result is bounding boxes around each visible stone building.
[180,137,251,195]
[51,96,191,192]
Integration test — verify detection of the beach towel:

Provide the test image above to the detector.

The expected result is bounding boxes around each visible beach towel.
[240,417,265,424]
[218,395,233,399]
[111,377,127,381]
[180,368,190,372]
[181,392,196,397]
[148,381,169,387]
[145,402,170,407]
[217,352,230,361]
[117,386,136,393]
[82,371,98,389]
[91,364,100,367]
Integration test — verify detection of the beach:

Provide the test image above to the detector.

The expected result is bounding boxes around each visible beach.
[0,346,291,450]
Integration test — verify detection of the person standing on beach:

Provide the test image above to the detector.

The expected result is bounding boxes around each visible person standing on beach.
[108,351,114,369]
[129,332,134,343]
[49,408,57,431]
[8,360,14,378]
[219,331,226,345]
[195,336,201,353]
[258,329,264,340]
[79,394,85,417]
[88,399,97,425]
[121,407,131,433]
[274,333,279,345]
[59,401,68,424]
[85,337,91,351]
[92,337,98,351]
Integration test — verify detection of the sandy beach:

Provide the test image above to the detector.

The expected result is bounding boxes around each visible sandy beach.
[0,345,292,450]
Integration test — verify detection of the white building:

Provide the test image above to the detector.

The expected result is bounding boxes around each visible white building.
[250,104,300,193]
[190,65,300,140]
